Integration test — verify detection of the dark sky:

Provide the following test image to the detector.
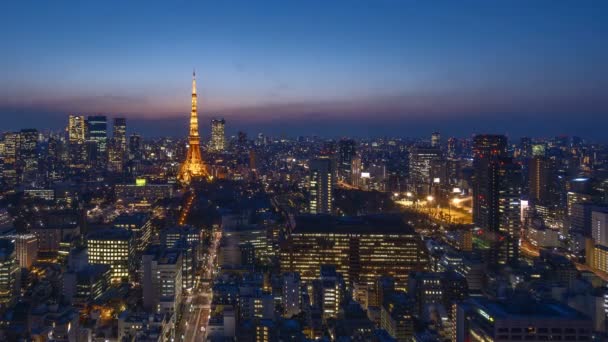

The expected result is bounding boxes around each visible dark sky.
[1,1,607,140]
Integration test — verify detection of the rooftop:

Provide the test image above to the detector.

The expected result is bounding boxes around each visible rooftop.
[87,227,132,241]
[468,297,589,320]
[294,214,415,235]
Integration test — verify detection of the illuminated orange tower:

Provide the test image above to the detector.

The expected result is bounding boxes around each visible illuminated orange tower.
[178,71,210,184]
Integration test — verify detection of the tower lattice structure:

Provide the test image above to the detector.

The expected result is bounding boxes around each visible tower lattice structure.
[178,71,210,184]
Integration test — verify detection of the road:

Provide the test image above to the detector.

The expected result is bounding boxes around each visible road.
[178,225,221,341]
[395,199,473,225]
[179,192,196,225]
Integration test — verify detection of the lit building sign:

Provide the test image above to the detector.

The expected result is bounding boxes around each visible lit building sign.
[478,308,494,322]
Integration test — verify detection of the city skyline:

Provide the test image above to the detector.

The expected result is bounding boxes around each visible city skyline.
[1,1,607,139]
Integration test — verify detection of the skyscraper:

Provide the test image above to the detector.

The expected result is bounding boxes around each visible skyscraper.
[87,115,108,156]
[0,239,19,306]
[113,118,127,152]
[472,134,507,231]
[178,71,210,184]
[529,156,555,203]
[431,131,441,148]
[211,118,226,152]
[351,155,362,188]
[1,132,19,165]
[409,145,442,191]
[338,139,356,182]
[128,134,142,160]
[67,115,87,168]
[18,129,38,180]
[309,157,335,214]
[497,161,522,264]
[68,115,86,143]
[108,118,127,172]
[472,134,521,265]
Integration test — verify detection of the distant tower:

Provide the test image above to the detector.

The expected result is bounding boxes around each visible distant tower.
[178,71,210,184]
[87,115,108,154]
[68,115,86,143]
[67,115,87,168]
[113,118,127,152]
[108,118,127,172]
[338,139,356,182]
[431,132,441,148]
[211,119,226,152]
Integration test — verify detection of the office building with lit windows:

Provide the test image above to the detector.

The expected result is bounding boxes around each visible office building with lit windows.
[87,228,135,283]
[409,145,442,190]
[18,128,38,179]
[67,115,87,167]
[6,234,38,269]
[68,115,86,143]
[114,213,153,252]
[381,292,415,341]
[211,118,226,152]
[86,115,108,160]
[338,139,357,182]
[308,157,335,214]
[472,134,522,265]
[108,117,127,171]
[312,265,344,322]
[280,215,429,291]
[142,245,183,314]
[0,239,19,306]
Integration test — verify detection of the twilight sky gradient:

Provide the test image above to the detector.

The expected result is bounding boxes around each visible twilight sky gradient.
[1,1,607,139]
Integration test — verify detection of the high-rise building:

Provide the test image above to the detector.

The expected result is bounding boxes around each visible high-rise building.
[8,234,38,269]
[312,265,344,322]
[431,131,441,148]
[113,118,127,152]
[142,246,183,314]
[280,215,429,291]
[308,157,334,214]
[67,115,87,168]
[472,134,507,231]
[351,155,362,188]
[68,115,86,143]
[18,129,38,179]
[409,145,442,189]
[87,228,135,283]
[447,137,459,158]
[497,162,523,264]
[0,239,19,306]
[87,115,108,156]
[338,139,356,182]
[1,132,19,165]
[472,135,522,265]
[591,210,608,247]
[178,71,210,184]
[113,213,153,253]
[128,134,142,160]
[529,156,555,203]
[520,137,532,159]
[108,117,127,171]
[211,118,226,152]
[381,292,415,341]
[282,272,301,318]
